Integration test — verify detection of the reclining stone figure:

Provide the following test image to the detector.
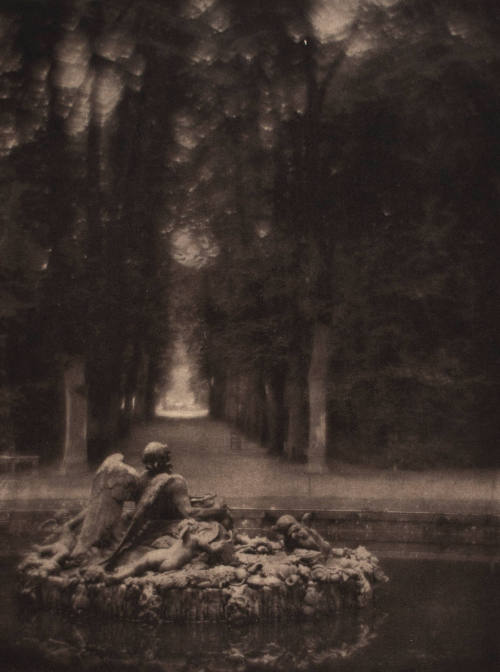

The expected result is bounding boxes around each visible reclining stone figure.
[109,518,233,581]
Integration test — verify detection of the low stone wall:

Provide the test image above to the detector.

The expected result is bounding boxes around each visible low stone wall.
[235,508,500,549]
[2,502,499,550]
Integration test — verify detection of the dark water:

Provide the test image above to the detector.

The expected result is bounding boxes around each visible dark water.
[0,550,498,672]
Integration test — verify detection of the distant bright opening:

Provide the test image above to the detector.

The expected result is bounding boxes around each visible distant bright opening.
[156,341,208,418]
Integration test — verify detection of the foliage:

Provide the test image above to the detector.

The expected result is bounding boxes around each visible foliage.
[174,0,500,466]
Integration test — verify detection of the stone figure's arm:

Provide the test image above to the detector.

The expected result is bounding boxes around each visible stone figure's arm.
[169,476,194,518]
[66,508,86,530]
[307,527,331,557]
[191,504,228,520]
[171,479,231,527]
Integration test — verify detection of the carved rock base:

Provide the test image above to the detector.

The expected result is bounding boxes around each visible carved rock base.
[18,546,387,624]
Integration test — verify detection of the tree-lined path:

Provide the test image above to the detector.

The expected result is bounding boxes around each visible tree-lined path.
[1,416,498,516]
[1,0,499,476]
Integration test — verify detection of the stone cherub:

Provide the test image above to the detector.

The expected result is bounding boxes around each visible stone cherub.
[22,442,232,576]
[272,513,332,557]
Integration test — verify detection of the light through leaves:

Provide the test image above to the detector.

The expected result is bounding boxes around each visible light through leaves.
[171,227,220,268]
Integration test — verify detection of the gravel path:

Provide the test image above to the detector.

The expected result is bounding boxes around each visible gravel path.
[1,416,499,514]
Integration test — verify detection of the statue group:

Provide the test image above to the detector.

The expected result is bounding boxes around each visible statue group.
[18,441,387,623]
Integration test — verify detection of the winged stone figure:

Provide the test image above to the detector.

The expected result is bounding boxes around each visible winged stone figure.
[71,452,141,558]
[20,453,140,573]
[104,442,232,568]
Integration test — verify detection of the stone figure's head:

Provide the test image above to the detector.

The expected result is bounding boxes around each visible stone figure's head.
[142,442,172,475]
[272,515,297,533]
[272,513,329,555]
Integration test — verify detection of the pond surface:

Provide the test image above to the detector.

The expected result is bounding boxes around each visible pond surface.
[0,549,498,672]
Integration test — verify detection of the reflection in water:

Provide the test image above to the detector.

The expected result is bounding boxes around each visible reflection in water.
[1,553,499,672]
[7,608,383,671]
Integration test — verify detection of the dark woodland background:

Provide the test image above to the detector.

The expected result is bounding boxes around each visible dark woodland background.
[0,0,499,469]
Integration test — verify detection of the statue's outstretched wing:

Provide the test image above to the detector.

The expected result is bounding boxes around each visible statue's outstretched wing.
[72,454,140,557]
[104,473,189,567]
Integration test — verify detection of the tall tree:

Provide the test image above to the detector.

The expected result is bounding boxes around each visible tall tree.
[0,0,193,464]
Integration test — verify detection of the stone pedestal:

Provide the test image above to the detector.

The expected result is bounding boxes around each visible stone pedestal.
[19,545,387,623]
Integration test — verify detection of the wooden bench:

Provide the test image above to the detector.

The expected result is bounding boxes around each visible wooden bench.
[0,455,39,474]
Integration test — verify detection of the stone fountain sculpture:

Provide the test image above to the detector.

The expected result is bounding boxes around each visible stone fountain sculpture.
[18,442,387,623]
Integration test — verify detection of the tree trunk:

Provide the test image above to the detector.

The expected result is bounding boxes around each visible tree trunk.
[285,354,308,461]
[208,373,225,419]
[264,368,286,454]
[242,372,266,442]
[307,322,331,472]
[133,351,149,420]
[226,375,239,425]
[121,340,142,432]
[60,358,88,473]
[144,352,159,421]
